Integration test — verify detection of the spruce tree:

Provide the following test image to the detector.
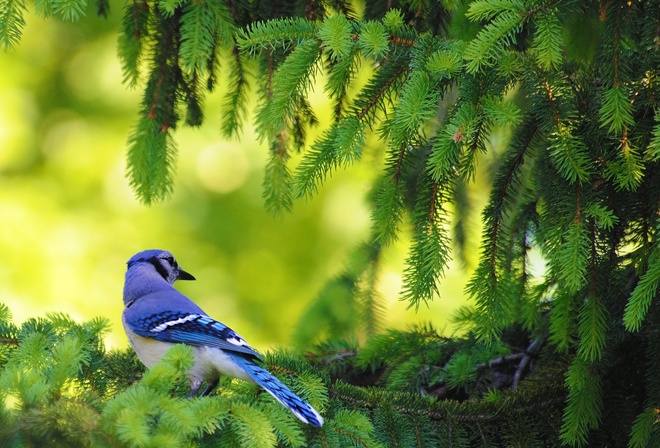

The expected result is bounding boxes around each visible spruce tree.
[2,0,660,446]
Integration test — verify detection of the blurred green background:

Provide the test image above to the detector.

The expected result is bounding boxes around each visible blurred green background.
[0,10,474,350]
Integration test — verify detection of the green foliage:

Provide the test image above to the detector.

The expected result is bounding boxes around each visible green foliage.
[576,296,607,362]
[117,0,150,87]
[605,141,644,191]
[263,143,294,215]
[4,302,657,447]
[381,9,404,34]
[554,221,589,295]
[0,0,26,50]
[371,174,406,246]
[400,172,450,310]
[560,358,602,447]
[237,18,317,56]
[178,1,229,75]
[0,306,339,447]
[358,21,388,59]
[624,247,660,332]
[547,127,592,185]
[50,0,87,21]
[629,407,659,448]
[317,14,353,62]
[426,40,465,78]
[292,117,365,200]
[4,0,660,446]
[127,117,178,205]
[648,112,660,161]
[600,84,635,135]
[531,9,562,70]
[103,346,226,447]
[33,0,53,17]
[220,47,250,138]
[230,3,660,444]
[463,0,524,73]
[255,39,322,139]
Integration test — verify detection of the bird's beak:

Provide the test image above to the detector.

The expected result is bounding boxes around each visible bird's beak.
[177,269,196,281]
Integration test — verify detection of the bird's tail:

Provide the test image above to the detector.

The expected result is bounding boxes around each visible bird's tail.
[231,356,324,427]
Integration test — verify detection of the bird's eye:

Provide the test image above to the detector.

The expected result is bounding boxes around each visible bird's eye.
[163,256,176,266]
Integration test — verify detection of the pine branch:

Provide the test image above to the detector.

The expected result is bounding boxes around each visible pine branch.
[401,174,451,309]
[647,111,660,161]
[464,117,536,341]
[317,13,354,62]
[370,149,407,246]
[117,0,149,87]
[0,0,27,49]
[157,0,184,17]
[605,132,644,191]
[624,247,660,332]
[358,20,389,59]
[292,117,364,200]
[531,8,562,70]
[179,0,220,74]
[560,357,603,447]
[237,17,317,56]
[600,85,635,135]
[464,0,524,73]
[33,0,53,17]
[325,44,360,120]
[262,135,293,215]
[628,407,659,448]
[352,55,411,124]
[255,38,321,138]
[126,117,179,205]
[328,379,565,424]
[548,127,592,185]
[125,9,182,204]
[51,0,87,21]
[577,296,607,362]
[220,44,251,138]
[355,244,385,337]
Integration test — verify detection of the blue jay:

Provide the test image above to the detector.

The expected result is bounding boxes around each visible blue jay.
[122,249,324,427]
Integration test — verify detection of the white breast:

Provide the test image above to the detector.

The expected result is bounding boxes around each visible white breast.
[122,318,175,369]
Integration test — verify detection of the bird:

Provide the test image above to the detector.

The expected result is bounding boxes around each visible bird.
[121,249,324,427]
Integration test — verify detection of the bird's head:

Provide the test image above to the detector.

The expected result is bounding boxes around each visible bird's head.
[126,249,196,284]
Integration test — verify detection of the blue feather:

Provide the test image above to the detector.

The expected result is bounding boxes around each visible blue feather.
[230,355,324,427]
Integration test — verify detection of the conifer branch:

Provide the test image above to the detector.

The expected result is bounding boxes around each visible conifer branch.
[512,336,544,387]
[220,44,250,138]
[624,247,660,331]
[118,0,149,87]
[356,62,410,122]
[523,0,561,19]
[612,2,621,86]
[126,9,181,204]
[328,384,565,423]
[401,172,451,309]
[0,0,27,49]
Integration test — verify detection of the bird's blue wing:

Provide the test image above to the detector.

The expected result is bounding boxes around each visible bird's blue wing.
[125,309,262,359]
